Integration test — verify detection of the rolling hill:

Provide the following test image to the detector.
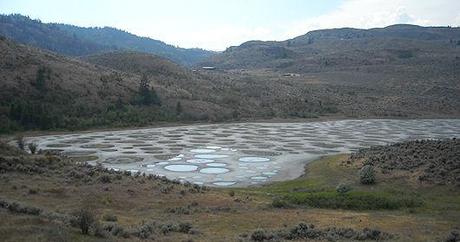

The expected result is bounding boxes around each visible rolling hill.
[1,23,460,134]
[202,24,460,72]
[0,14,213,66]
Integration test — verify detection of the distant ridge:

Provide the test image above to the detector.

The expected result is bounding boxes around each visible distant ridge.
[0,14,214,66]
[201,24,460,70]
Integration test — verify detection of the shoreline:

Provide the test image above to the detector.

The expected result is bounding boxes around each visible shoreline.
[2,116,460,141]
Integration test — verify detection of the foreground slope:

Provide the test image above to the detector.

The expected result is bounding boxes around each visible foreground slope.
[0,139,458,241]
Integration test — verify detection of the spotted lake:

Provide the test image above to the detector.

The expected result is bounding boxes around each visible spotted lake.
[23,119,460,187]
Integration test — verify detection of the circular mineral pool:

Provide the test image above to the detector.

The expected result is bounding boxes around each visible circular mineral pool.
[199,167,230,174]
[238,157,270,163]
[168,157,183,161]
[187,159,214,164]
[213,181,236,186]
[206,163,227,167]
[164,164,198,172]
[251,176,268,180]
[262,171,277,176]
[194,154,229,159]
[81,143,114,149]
[47,143,71,148]
[101,149,118,152]
[62,150,96,156]
[103,156,144,164]
[190,149,216,153]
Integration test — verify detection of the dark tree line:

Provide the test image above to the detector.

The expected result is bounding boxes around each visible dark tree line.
[134,74,161,106]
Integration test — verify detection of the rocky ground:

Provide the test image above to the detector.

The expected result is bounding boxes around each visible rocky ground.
[347,138,460,186]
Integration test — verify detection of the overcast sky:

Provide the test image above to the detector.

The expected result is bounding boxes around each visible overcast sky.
[1,0,460,51]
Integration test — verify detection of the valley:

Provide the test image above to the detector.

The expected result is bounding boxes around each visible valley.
[0,11,459,242]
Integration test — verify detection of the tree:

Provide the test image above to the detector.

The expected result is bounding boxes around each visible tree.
[16,136,25,150]
[34,66,51,91]
[137,74,161,106]
[76,208,95,235]
[28,143,38,154]
[176,101,182,115]
[359,165,376,185]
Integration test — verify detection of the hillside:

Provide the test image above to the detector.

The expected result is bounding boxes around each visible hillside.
[201,25,460,119]
[55,23,213,66]
[347,139,460,186]
[0,37,248,133]
[0,141,459,241]
[1,23,460,134]
[203,24,460,71]
[0,14,213,65]
[82,51,191,80]
[0,35,144,132]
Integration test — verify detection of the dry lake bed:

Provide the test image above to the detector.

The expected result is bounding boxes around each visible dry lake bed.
[22,119,460,187]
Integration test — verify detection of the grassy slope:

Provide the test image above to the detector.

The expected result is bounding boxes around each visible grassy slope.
[1,149,459,241]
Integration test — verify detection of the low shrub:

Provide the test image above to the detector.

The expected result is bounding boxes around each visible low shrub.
[75,208,95,235]
[132,222,155,239]
[16,136,25,150]
[160,222,193,235]
[246,222,392,241]
[93,222,108,238]
[160,184,174,194]
[0,199,42,215]
[98,174,112,183]
[251,229,275,241]
[28,143,38,154]
[228,190,235,197]
[336,183,352,194]
[445,230,460,242]
[272,197,290,208]
[360,165,376,185]
[28,188,39,194]
[102,213,118,222]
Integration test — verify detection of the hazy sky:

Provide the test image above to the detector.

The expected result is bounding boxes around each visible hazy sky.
[1,0,460,50]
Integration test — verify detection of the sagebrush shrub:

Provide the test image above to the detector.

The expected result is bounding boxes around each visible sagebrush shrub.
[360,165,376,185]
[336,183,352,194]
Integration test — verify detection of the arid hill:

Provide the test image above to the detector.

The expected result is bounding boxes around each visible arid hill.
[347,139,460,186]
[0,14,213,66]
[203,24,460,72]
[1,23,460,133]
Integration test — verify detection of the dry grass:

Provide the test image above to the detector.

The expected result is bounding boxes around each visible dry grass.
[0,145,459,241]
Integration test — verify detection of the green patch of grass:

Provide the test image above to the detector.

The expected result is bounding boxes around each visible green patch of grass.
[240,154,459,212]
[282,191,423,210]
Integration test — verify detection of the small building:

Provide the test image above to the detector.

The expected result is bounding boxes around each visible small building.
[202,66,216,70]
[283,73,300,77]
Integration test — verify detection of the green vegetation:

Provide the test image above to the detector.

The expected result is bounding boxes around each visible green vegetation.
[335,183,352,194]
[15,136,25,150]
[27,143,37,154]
[75,208,95,235]
[1,142,459,241]
[239,155,460,212]
[134,74,161,106]
[359,165,376,185]
[34,66,51,91]
[0,14,213,65]
[283,191,421,210]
